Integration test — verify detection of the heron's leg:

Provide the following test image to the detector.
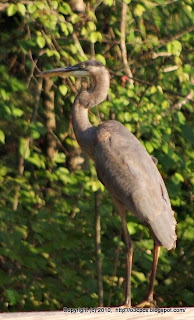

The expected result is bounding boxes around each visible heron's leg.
[147,242,161,302]
[136,241,161,307]
[121,212,133,307]
[112,197,133,307]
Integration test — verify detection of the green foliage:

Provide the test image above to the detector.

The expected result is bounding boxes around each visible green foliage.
[0,0,193,311]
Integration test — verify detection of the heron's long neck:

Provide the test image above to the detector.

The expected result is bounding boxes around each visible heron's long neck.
[72,68,110,159]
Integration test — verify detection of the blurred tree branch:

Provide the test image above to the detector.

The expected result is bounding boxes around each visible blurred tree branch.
[120,2,134,85]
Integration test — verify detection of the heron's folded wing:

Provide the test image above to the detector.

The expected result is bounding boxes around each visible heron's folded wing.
[94,121,171,223]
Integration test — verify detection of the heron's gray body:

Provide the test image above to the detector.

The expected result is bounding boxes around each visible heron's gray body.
[94,120,176,250]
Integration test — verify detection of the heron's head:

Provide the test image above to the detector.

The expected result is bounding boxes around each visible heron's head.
[38,60,106,78]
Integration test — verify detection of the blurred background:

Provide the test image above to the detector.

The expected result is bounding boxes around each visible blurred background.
[0,0,193,311]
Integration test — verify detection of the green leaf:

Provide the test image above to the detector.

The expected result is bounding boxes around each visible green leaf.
[0,130,5,144]
[10,78,26,91]
[127,30,135,43]
[19,138,30,159]
[127,221,138,235]
[81,27,87,36]
[11,107,24,118]
[157,85,163,94]
[172,172,184,184]
[134,4,146,17]
[182,289,194,305]
[0,166,8,177]
[103,0,114,6]
[52,1,58,10]
[5,290,18,306]
[145,141,154,153]
[55,167,70,183]
[162,144,168,154]
[36,36,46,48]
[59,3,72,14]
[87,21,96,31]
[177,111,186,125]
[0,271,9,286]
[89,32,102,43]
[124,112,132,122]
[0,88,9,100]
[17,3,26,16]
[7,4,17,16]
[65,138,78,148]
[27,3,37,14]
[96,54,106,65]
[150,86,157,94]
[71,13,79,24]
[133,270,146,282]
[167,40,182,56]
[29,121,46,139]
[67,22,73,34]
[27,153,46,168]
[54,153,66,163]
[35,1,45,10]
[59,85,68,96]
[46,49,60,58]
[60,23,69,36]
[14,225,28,239]
[181,125,194,145]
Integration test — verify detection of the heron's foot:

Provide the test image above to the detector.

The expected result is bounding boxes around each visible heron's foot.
[117,303,133,308]
[135,299,157,308]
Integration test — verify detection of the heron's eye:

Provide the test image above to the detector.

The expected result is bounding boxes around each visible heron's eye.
[80,63,85,69]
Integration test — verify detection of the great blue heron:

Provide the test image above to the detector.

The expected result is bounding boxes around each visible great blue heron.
[39,60,177,307]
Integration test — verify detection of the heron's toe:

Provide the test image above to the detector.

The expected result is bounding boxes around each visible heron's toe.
[135,299,157,308]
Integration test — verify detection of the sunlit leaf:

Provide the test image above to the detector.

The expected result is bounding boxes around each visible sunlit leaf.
[89,32,102,43]
[59,3,72,14]
[52,1,58,10]
[36,1,45,10]
[96,54,106,65]
[87,21,96,31]
[46,49,60,58]
[172,172,184,184]
[7,4,17,16]
[54,153,66,163]
[167,40,182,56]
[59,85,68,96]
[71,13,79,24]
[19,138,30,159]
[177,111,186,125]
[145,141,154,153]
[55,167,70,183]
[27,153,46,168]
[29,121,46,139]
[17,3,26,16]
[134,4,146,16]
[60,23,69,35]
[0,130,5,144]
[27,3,36,14]
[36,36,46,48]
[11,107,24,118]
[103,0,114,6]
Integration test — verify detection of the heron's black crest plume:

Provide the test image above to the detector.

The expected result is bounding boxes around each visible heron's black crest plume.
[79,60,104,67]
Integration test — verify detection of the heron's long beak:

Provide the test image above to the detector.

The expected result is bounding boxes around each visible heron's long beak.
[38,65,90,78]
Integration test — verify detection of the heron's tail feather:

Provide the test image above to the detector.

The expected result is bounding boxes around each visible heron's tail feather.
[149,211,177,250]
